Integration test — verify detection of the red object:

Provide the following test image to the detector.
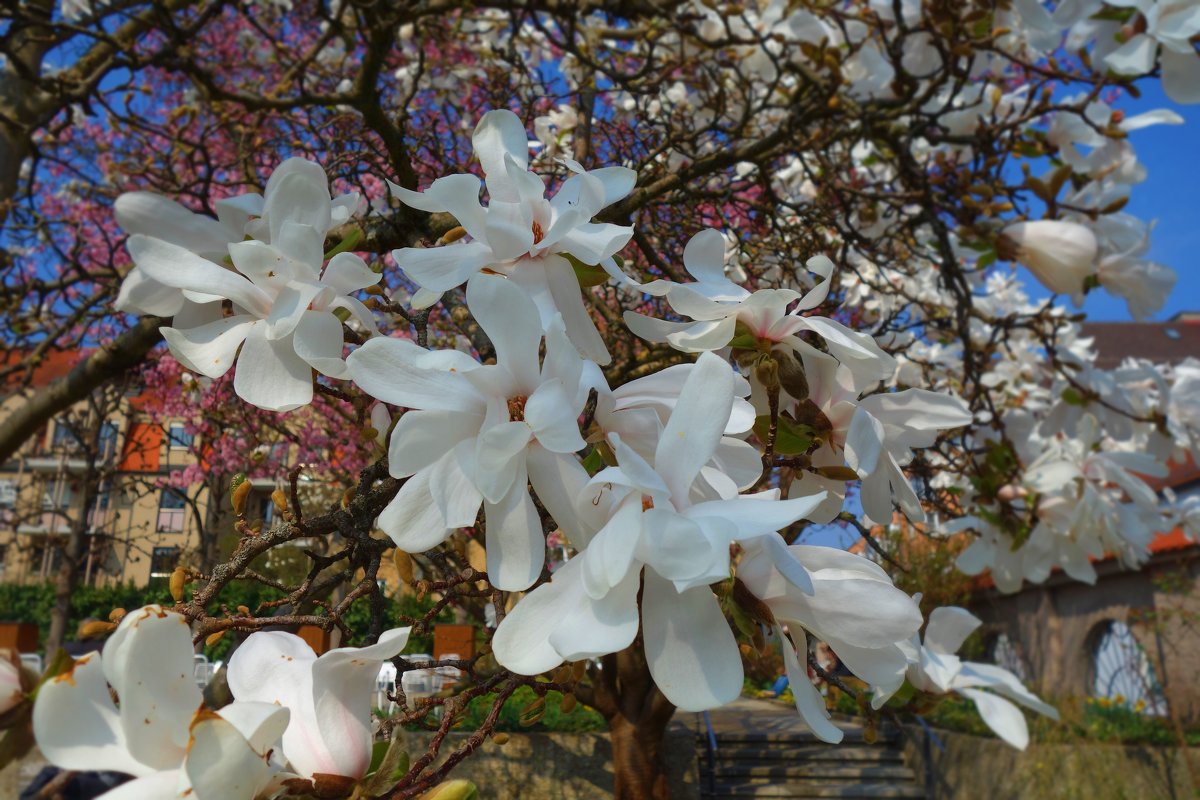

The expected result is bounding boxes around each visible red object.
[0,623,40,653]
[433,624,475,661]
[120,422,163,471]
[297,625,330,655]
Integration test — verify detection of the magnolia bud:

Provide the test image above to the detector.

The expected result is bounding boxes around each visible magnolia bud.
[560,693,577,714]
[205,630,225,647]
[998,220,1097,297]
[420,779,478,800]
[169,567,188,601]
[270,488,288,515]
[518,696,546,727]
[108,608,126,623]
[393,549,415,584]
[231,477,252,517]
[79,620,117,640]
[492,732,510,745]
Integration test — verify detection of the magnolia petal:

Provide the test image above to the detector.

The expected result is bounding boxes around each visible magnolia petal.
[475,421,533,504]
[115,192,230,256]
[102,606,202,772]
[924,607,982,656]
[642,572,742,712]
[1162,48,1200,105]
[160,316,255,380]
[492,561,580,675]
[310,628,411,780]
[622,311,695,344]
[525,380,586,454]
[779,627,844,744]
[387,175,488,242]
[665,315,739,353]
[233,326,313,412]
[263,168,332,245]
[545,256,612,365]
[548,565,640,662]
[293,311,347,378]
[32,654,151,778]
[215,702,292,755]
[473,109,530,203]
[322,252,380,294]
[429,441,484,528]
[682,229,732,285]
[484,200,536,261]
[1103,33,1157,75]
[129,235,272,318]
[526,446,596,546]
[466,274,542,391]
[388,409,474,478]
[958,688,1029,750]
[115,268,186,317]
[484,480,544,591]
[953,662,1059,720]
[580,494,644,600]
[95,772,183,800]
[376,469,454,552]
[655,352,734,506]
[392,241,496,294]
[185,714,276,800]
[347,337,482,414]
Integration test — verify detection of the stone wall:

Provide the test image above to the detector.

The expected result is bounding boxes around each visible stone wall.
[377,725,699,800]
[903,726,1198,800]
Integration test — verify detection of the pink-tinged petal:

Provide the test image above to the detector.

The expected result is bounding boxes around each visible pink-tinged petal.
[466,273,543,391]
[475,421,532,503]
[347,337,483,413]
[484,479,543,591]
[115,268,186,317]
[232,326,313,412]
[160,316,255,379]
[387,175,488,242]
[184,713,277,800]
[654,351,734,506]
[525,380,586,454]
[310,628,411,780]
[322,252,380,294]
[115,192,230,257]
[376,469,454,552]
[545,256,611,365]
[293,311,347,378]
[473,109,530,202]
[129,235,272,317]
[393,240,496,294]
[388,409,475,478]
[492,560,579,675]
[642,572,742,712]
[32,654,152,778]
[924,607,981,656]
[778,627,843,743]
[226,631,329,779]
[684,491,828,541]
[664,284,737,321]
[957,688,1029,750]
[101,606,201,772]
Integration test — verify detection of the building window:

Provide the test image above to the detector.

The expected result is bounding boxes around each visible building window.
[50,422,80,452]
[149,546,180,579]
[98,422,119,461]
[157,487,187,533]
[167,423,193,450]
[1088,620,1168,715]
[986,632,1029,681]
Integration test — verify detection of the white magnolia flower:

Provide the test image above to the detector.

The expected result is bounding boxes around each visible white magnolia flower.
[1102,0,1200,104]
[999,220,1098,299]
[493,352,828,711]
[874,605,1058,750]
[347,273,589,591]
[389,108,636,364]
[227,626,411,783]
[625,229,895,389]
[33,605,290,800]
[846,388,974,524]
[739,542,923,743]
[115,158,359,325]
[1093,214,1177,321]
[127,227,379,412]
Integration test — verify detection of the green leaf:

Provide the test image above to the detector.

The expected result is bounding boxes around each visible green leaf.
[753,415,815,455]
[1090,6,1136,22]
[813,466,860,482]
[562,253,611,288]
[1061,387,1086,406]
[727,332,759,350]
[580,448,606,476]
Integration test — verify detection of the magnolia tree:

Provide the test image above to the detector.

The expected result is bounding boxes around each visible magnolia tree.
[2,0,1200,798]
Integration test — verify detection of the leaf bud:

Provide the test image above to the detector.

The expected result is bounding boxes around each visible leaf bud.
[270,488,288,515]
[78,620,117,640]
[419,779,478,800]
[518,696,547,727]
[205,630,225,647]
[108,608,126,623]
[492,732,510,746]
[169,567,189,601]
[231,478,252,517]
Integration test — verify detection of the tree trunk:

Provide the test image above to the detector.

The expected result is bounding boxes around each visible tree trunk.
[610,709,673,800]
[579,644,678,800]
[45,518,88,654]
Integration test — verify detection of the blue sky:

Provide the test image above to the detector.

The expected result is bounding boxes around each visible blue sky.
[1057,81,1199,321]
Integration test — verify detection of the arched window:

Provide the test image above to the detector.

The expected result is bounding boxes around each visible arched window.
[1088,620,1168,716]
[986,631,1029,682]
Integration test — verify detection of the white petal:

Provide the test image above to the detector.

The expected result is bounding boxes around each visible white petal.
[309,628,410,779]
[263,165,332,244]
[115,268,185,317]
[642,571,742,712]
[548,566,640,661]
[160,316,255,380]
[492,561,579,675]
[32,654,151,778]
[475,421,533,503]
[484,480,543,591]
[102,606,201,772]
[322,253,380,294]
[215,702,291,755]
[115,192,229,256]
[376,469,454,552]
[654,351,734,505]
[545,256,611,365]
[525,380,586,454]
[779,627,843,744]
[185,713,276,800]
[272,222,324,276]
[233,327,313,412]
[388,409,474,478]
[924,606,981,655]
[1162,48,1200,104]
[473,109,530,203]
[682,229,732,285]
[347,337,483,413]
[293,311,348,378]
[96,772,182,799]
[665,315,739,353]
[387,174,488,242]
[1103,33,1157,75]
[129,235,272,317]
[526,446,596,546]
[958,688,1029,750]
[392,240,496,294]
[466,273,542,391]
[484,201,535,260]
[429,441,484,528]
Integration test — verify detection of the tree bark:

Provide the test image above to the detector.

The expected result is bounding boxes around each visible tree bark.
[578,643,678,800]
